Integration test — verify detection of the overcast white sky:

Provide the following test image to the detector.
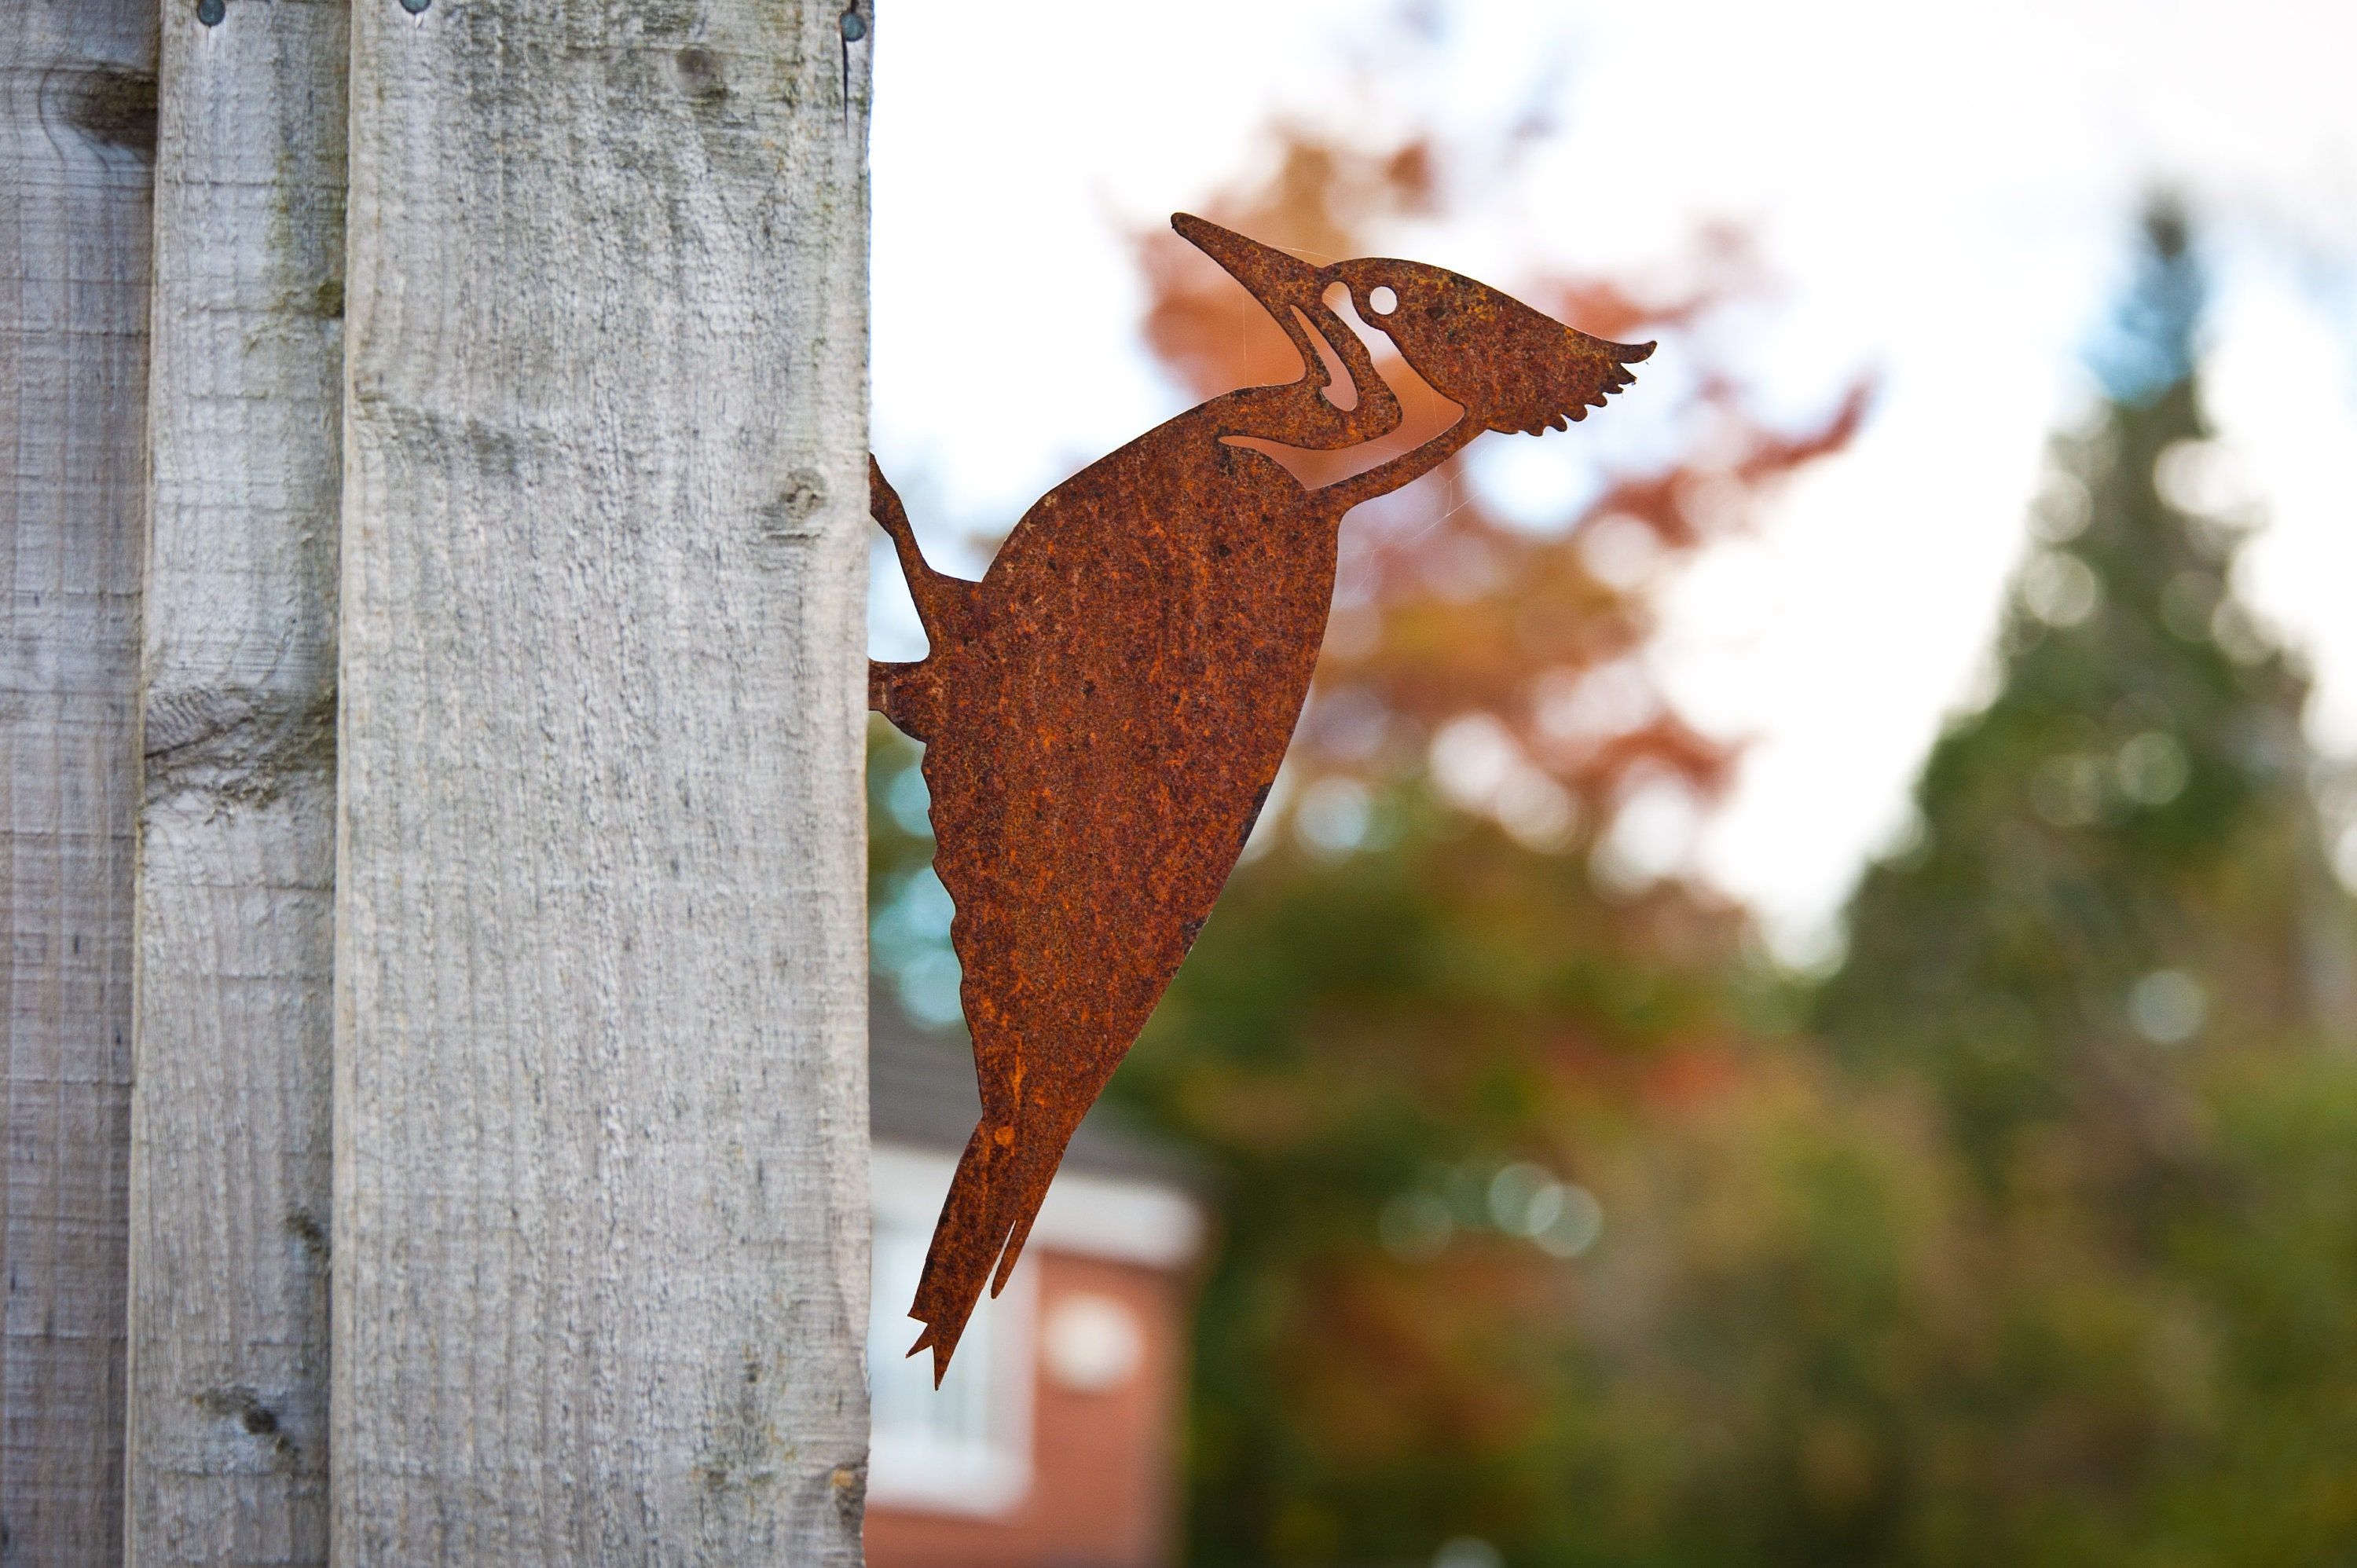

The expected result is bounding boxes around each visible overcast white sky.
[867,0,2357,962]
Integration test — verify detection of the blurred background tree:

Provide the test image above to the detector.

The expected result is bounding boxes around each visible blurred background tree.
[1816,201,2357,1181]
[865,147,2357,1567]
[1780,199,2357,1566]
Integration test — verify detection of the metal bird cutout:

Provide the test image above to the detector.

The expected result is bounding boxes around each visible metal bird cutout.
[869,214,1651,1383]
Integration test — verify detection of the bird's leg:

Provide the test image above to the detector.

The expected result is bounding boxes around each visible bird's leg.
[867,459,972,743]
[867,658,940,742]
[870,456,974,652]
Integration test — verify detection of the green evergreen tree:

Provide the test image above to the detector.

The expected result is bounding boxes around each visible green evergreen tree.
[1603,202,2357,1567]
[1813,202,2355,1189]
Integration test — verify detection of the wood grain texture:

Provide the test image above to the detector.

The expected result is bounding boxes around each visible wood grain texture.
[0,1,156,1561]
[126,1,346,1561]
[333,1,872,1560]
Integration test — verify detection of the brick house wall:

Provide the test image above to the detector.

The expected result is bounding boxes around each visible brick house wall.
[867,990,1204,1568]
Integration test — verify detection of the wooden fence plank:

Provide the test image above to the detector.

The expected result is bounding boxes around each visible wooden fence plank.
[333,1,872,1559]
[126,0,347,1559]
[0,2,156,1559]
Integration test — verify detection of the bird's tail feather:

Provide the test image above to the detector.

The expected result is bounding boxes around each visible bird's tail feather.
[987,1141,1066,1300]
[904,1123,1003,1383]
[905,1112,1086,1387]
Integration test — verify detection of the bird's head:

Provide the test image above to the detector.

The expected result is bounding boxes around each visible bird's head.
[1326,257,1655,435]
[1171,214,1651,440]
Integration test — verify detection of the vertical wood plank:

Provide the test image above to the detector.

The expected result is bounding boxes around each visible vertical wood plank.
[334,1,872,1559]
[126,0,347,1560]
[0,2,155,1560]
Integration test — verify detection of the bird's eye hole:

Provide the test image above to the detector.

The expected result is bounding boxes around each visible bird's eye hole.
[1368,286,1399,317]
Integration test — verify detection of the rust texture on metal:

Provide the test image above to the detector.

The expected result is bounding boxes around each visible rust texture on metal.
[868,214,1651,1383]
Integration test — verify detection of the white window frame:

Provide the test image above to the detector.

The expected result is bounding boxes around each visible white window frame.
[868,1142,1038,1516]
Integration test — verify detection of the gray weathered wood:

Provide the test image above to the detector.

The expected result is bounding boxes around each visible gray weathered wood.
[126,1,347,1560]
[333,1,873,1559]
[0,1,155,1559]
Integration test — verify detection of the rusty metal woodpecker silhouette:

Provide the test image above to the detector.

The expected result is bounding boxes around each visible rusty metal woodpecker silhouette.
[868,214,1651,1383]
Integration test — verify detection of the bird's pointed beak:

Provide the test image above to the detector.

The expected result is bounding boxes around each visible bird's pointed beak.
[1172,213,1329,317]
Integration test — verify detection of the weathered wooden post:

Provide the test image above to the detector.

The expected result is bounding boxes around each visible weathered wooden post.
[330,1,873,1560]
[11,2,873,1555]
[0,3,153,1559]
[126,1,346,1559]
